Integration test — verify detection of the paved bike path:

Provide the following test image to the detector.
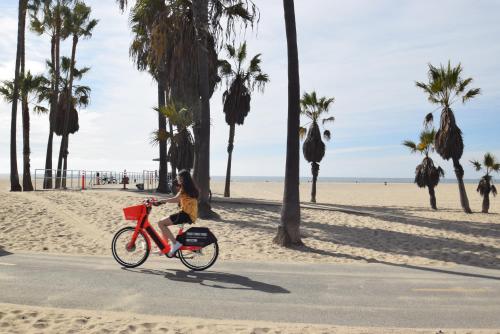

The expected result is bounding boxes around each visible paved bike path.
[1,252,499,329]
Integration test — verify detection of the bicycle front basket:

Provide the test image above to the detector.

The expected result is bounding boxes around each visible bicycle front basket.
[123,205,145,220]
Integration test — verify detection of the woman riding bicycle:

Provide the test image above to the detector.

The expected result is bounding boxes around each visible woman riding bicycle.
[155,169,198,257]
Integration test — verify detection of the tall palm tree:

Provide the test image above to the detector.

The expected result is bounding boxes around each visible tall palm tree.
[299,91,334,203]
[127,0,171,193]
[1,72,45,191]
[119,0,256,215]
[403,129,445,210]
[274,0,302,246]
[55,1,97,188]
[30,0,68,189]
[219,42,269,197]
[470,153,499,213]
[416,62,480,213]
[9,0,28,192]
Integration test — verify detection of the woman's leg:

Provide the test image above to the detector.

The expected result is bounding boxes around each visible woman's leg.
[157,217,176,244]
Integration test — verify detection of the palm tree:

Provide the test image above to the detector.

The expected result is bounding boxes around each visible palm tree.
[403,129,445,210]
[1,72,45,191]
[119,0,256,215]
[416,61,480,213]
[219,42,269,197]
[274,0,302,246]
[30,0,68,189]
[154,102,195,172]
[299,91,334,203]
[9,0,28,192]
[470,153,499,213]
[55,1,97,188]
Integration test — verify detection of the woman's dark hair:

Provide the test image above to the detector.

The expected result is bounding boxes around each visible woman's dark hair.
[178,169,199,199]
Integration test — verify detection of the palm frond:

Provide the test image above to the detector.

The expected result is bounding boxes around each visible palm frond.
[437,166,445,177]
[484,152,495,168]
[402,140,418,153]
[492,184,497,197]
[237,42,247,63]
[33,105,49,114]
[218,59,233,77]
[462,88,480,103]
[226,43,236,58]
[456,77,472,94]
[149,129,170,147]
[248,53,262,74]
[299,126,307,140]
[423,112,434,127]
[322,116,335,125]
[470,160,482,171]
[323,129,331,141]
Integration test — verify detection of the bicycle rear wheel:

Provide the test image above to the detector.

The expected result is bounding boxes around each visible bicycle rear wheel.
[111,227,149,268]
[178,242,218,271]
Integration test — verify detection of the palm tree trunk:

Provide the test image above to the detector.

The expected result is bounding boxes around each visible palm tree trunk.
[482,189,490,213]
[43,130,54,189]
[169,122,176,181]
[21,96,34,191]
[452,157,472,213]
[44,31,59,189]
[9,0,27,192]
[157,81,169,193]
[428,185,437,210]
[274,0,302,246]
[224,123,235,197]
[310,162,319,203]
[193,0,214,218]
[20,13,33,192]
[57,35,77,189]
[62,134,68,188]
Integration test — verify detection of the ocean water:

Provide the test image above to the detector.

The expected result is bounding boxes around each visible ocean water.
[210,176,478,184]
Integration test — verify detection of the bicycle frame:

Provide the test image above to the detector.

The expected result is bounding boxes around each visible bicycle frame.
[128,204,202,255]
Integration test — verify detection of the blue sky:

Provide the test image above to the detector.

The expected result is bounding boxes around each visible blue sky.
[1,0,499,178]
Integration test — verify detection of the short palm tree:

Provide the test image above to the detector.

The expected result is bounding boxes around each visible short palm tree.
[470,153,499,213]
[403,129,445,210]
[219,42,269,197]
[153,102,195,172]
[416,61,480,213]
[299,91,335,203]
[1,71,45,191]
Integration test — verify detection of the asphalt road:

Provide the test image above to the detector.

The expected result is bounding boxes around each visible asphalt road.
[1,252,499,329]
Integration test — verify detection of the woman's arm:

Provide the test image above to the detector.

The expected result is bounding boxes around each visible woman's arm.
[158,192,180,204]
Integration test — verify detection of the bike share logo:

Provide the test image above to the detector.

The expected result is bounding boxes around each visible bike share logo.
[187,232,208,237]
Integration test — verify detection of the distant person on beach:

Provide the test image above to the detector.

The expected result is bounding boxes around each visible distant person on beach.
[154,170,199,256]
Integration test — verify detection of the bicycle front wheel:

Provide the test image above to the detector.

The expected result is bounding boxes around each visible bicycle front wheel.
[179,242,219,271]
[111,227,149,268]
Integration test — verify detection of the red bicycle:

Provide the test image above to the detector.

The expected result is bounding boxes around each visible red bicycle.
[111,198,218,271]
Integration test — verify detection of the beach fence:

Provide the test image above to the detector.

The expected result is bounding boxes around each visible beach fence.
[34,169,83,191]
[34,169,170,192]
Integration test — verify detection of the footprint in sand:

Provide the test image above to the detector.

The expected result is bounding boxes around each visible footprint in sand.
[33,321,49,329]
[74,317,89,325]
[140,322,156,329]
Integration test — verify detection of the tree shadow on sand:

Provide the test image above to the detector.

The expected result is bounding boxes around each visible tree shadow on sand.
[0,246,12,257]
[308,202,500,239]
[211,202,500,271]
[123,267,290,294]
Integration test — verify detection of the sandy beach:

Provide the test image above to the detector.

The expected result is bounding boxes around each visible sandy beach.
[1,179,499,333]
